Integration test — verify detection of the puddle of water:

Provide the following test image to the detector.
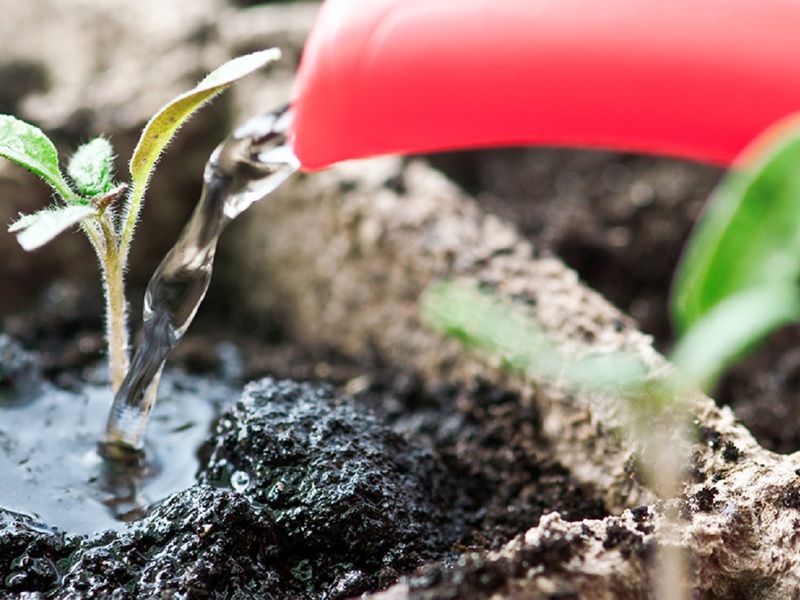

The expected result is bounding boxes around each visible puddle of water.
[0,369,235,535]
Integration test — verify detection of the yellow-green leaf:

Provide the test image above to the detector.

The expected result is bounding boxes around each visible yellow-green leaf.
[129,48,282,191]
[120,48,281,258]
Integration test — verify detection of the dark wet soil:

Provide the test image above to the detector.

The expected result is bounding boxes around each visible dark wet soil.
[0,279,604,597]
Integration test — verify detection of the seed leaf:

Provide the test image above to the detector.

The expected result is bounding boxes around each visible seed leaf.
[672,117,800,335]
[129,48,282,192]
[9,204,96,251]
[0,115,73,199]
[68,137,115,198]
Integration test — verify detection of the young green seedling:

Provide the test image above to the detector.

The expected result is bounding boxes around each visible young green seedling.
[1,49,281,394]
[670,114,800,391]
[424,113,800,398]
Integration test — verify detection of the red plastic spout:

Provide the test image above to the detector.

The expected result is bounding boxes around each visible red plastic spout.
[290,0,800,172]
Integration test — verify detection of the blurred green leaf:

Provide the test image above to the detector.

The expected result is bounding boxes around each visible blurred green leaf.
[422,280,647,391]
[672,120,800,335]
[670,284,800,391]
[0,115,73,199]
[670,116,800,388]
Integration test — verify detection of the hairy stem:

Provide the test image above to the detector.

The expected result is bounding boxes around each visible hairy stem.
[99,215,130,393]
[83,215,130,393]
[118,187,142,269]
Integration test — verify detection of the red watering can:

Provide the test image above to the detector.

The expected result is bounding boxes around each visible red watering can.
[289,0,800,171]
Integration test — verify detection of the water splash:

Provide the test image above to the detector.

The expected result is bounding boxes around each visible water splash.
[230,470,251,493]
[102,105,298,454]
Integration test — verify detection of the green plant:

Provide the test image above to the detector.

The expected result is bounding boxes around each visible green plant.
[1,49,281,394]
[670,114,800,391]
[424,113,800,400]
[420,119,800,600]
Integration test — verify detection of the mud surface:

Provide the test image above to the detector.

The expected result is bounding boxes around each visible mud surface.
[0,301,604,597]
[0,331,233,535]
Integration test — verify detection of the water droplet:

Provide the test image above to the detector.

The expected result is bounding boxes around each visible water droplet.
[2,138,25,154]
[230,470,250,493]
[11,121,31,138]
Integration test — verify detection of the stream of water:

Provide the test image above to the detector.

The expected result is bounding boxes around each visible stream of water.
[102,105,299,455]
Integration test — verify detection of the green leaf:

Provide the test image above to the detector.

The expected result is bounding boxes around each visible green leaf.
[422,280,647,390]
[670,285,800,391]
[9,204,96,251]
[68,137,115,198]
[128,48,282,193]
[0,115,73,199]
[672,119,800,335]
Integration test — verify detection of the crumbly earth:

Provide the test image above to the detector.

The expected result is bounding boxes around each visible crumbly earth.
[226,154,800,598]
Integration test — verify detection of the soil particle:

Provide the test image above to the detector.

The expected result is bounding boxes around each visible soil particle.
[722,441,742,463]
[691,487,719,513]
[697,425,723,451]
[61,486,291,599]
[778,485,800,510]
[200,377,464,591]
[602,522,646,559]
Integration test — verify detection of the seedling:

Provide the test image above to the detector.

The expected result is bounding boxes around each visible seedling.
[671,114,800,391]
[424,113,800,401]
[1,49,281,396]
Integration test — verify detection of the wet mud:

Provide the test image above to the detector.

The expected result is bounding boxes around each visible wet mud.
[0,318,605,598]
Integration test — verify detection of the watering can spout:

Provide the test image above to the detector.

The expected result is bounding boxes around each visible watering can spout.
[290,0,800,171]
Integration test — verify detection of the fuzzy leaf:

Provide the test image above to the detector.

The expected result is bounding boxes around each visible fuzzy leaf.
[128,48,281,192]
[672,116,800,335]
[68,137,115,198]
[0,115,73,199]
[9,204,96,251]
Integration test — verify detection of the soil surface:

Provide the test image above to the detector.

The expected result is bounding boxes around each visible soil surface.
[0,306,605,598]
[3,1,800,598]
[4,146,800,598]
